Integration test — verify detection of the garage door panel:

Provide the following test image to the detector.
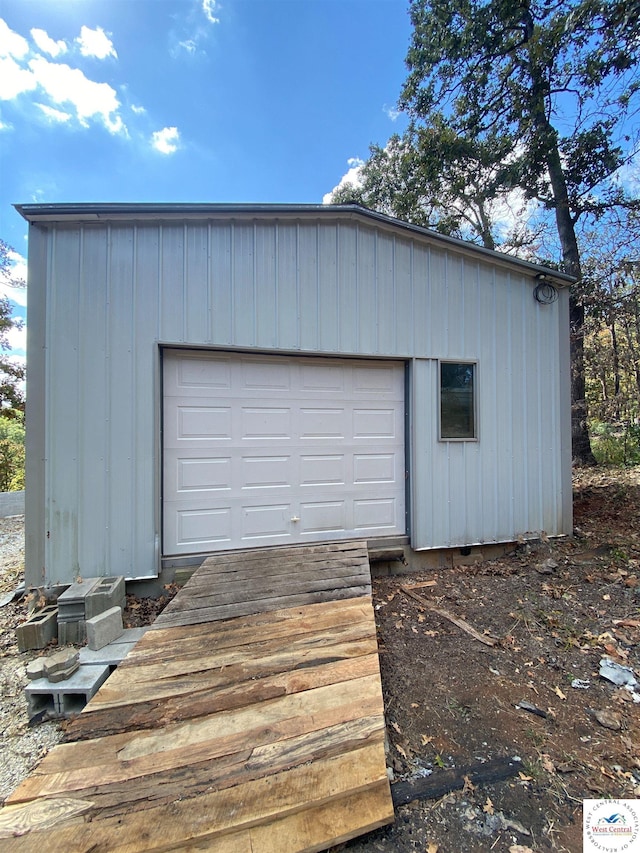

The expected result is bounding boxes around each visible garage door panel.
[300,364,344,392]
[300,454,345,486]
[353,365,399,393]
[174,356,232,393]
[353,408,398,438]
[353,498,399,530]
[171,506,232,548]
[177,456,232,492]
[353,453,396,484]
[241,455,292,490]
[300,500,347,534]
[299,408,346,439]
[163,351,405,556]
[242,504,292,539]
[241,407,291,439]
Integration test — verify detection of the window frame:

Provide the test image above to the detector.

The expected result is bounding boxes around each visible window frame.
[438,359,479,442]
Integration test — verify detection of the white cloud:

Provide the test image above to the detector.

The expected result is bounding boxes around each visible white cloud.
[0,250,28,308]
[0,119,12,131]
[28,55,126,134]
[0,55,36,99]
[202,0,220,24]
[0,18,29,58]
[322,158,364,204]
[76,25,117,60]
[178,39,197,54]
[383,104,400,122]
[151,126,180,154]
[6,323,26,354]
[30,27,67,57]
[131,104,146,115]
[36,102,73,123]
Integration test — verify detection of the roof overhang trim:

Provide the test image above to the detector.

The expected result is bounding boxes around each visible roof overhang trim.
[14,202,575,286]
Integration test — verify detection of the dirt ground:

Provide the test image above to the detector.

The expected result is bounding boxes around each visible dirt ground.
[1,468,639,852]
[342,467,640,853]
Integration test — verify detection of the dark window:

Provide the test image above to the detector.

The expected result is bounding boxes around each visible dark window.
[440,362,476,440]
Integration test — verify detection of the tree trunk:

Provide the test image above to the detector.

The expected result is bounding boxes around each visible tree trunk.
[525,16,597,465]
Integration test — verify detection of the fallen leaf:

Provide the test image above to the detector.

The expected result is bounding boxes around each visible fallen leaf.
[509,847,534,853]
[410,702,419,709]
[391,721,402,735]
[554,685,567,700]
[483,797,494,815]
[462,774,476,794]
[541,754,555,773]
[518,771,533,782]
[427,843,439,853]
[601,765,617,780]
[396,743,408,759]
[421,734,434,745]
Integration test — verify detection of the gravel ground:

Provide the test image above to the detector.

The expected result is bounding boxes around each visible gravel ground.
[0,516,63,802]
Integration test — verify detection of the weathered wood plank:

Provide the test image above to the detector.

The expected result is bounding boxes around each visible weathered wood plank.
[165,573,370,613]
[0,799,94,840]
[17,674,383,788]
[127,597,373,662]
[2,742,391,852]
[154,586,371,629]
[82,632,379,713]
[198,540,368,567]
[68,654,381,741]
[2,544,392,853]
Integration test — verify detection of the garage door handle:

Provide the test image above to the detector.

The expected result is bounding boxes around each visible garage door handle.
[290,516,300,523]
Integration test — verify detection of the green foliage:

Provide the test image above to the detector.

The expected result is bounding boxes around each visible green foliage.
[0,415,25,491]
[0,240,25,418]
[590,421,640,466]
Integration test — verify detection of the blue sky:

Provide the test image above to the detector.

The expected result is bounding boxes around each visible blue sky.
[0,0,413,365]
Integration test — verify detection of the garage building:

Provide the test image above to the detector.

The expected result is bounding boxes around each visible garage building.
[17,203,573,587]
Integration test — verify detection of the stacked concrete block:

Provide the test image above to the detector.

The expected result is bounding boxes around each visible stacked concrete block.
[56,576,126,644]
[25,664,110,718]
[57,577,102,644]
[16,605,59,652]
[85,576,126,620]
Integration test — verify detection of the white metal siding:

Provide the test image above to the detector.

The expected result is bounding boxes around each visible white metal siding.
[27,217,570,584]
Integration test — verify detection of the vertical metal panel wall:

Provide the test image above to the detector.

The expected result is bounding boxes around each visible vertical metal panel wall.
[27,216,570,585]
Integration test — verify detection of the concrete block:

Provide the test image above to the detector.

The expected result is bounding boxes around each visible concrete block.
[26,665,110,719]
[48,662,80,682]
[57,619,86,646]
[86,606,123,650]
[43,648,79,677]
[57,577,102,620]
[16,605,59,652]
[85,576,126,620]
[79,640,137,668]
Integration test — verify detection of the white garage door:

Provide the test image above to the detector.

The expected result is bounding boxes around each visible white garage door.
[163,350,406,556]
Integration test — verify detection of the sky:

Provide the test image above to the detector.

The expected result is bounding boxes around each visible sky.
[0,0,413,369]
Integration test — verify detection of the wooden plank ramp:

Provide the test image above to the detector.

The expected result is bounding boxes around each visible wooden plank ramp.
[2,541,394,851]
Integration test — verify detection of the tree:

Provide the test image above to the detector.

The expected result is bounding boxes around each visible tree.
[0,240,26,418]
[337,0,640,464]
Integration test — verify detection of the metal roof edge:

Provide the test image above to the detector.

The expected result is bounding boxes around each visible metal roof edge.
[14,202,576,285]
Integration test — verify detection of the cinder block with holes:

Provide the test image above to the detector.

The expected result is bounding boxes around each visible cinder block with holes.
[85,576,126,620]
[16,605,59,652]
[25,664,110,719]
